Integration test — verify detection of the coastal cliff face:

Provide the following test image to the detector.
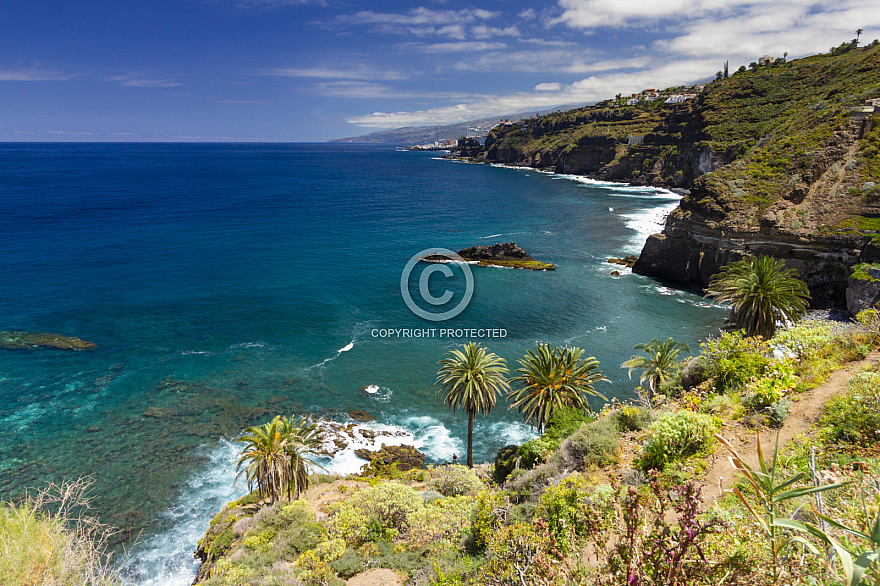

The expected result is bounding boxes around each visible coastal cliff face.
[469,44,880,310]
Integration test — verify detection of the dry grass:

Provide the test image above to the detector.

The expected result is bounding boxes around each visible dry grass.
[0,477,122,586]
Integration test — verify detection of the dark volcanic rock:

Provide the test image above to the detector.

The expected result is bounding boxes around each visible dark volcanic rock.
[846,272,880,315]
[354,443,426,472]
[457,242,531,261]
[0,331,98,351]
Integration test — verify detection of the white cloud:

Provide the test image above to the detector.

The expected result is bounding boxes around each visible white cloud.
[333,7,515,40]
[107,74,182,87]
[305,80,468,100]
[343,0,880,131]
[265,65,407,81]
[416,42,508,53]
[0,67,75,81]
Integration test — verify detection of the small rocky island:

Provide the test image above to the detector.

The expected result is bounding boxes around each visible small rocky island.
[423,242,556,270]
[0,331,98,351]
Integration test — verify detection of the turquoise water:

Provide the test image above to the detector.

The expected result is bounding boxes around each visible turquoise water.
[0,143,725,582]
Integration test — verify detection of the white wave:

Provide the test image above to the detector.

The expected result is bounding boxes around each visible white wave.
[122,439,245,586]
[400,416,463,462]
[228,342,268,350]
[360,384,393,403]
[338,341,354,353]
[317,421,416,476]
[482,420,537,446]
[180,350,214,356]
[479,231,526,240]
[620,199,680,254]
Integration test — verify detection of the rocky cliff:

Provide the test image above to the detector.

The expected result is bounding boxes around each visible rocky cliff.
[463,44,880,311]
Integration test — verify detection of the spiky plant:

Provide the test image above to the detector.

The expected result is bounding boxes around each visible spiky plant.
[705,255,810,338]
[621,337,690,406]
[437,342,510,467]
[507,343,608,432]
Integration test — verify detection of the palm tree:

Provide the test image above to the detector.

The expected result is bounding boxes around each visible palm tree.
[507,343,608,432]
[234,416,291,502]
[279,416,326,500]
[621,338,690,406]
[705,255,810,338]
[234,415,326,502]
[437,342,509,467]
[856,28,863,44]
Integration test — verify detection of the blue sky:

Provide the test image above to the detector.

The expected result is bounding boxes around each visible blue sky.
[2,0,878,142]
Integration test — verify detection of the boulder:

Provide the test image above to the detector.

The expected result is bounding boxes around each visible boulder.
[680,356,706,390]
[354,443,425,472]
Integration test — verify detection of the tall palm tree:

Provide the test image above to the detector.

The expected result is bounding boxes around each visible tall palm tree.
[234,416,291,503]
[279,416,326,500]
[437,342,509,467]
[705,255,810,338]
[621,337,690,406]
[507,343,608,432]
[856,28,863,44]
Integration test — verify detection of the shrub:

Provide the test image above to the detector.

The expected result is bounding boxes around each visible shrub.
[537,476,617,554]
[542,405,595,443]
[640,411,719,470]
[328,481,424,544]
[494,444,519,483]
[556,418,620,470]
[610,404,653,431]
[503,462,561,503]
[742,360,799,412]
[771,320,833,359]
[820,372,880,449]
[855,308,880,341]
[407,495,477,546]
[700,331,771,392]
[472,489,511,549]
[517,436,556,469]
[426,465,484,497]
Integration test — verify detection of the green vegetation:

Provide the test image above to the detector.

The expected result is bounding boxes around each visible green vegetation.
[507,343,608,432]
[476,259,556,270]
[621,337,691,406]
[437,342,510,468]
[706,255,811,338]
[179,311,880,585]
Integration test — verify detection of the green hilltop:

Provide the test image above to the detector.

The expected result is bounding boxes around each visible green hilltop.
[462,42,880,310]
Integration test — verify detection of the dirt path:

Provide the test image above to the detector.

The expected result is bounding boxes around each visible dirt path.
[702,350,880,504]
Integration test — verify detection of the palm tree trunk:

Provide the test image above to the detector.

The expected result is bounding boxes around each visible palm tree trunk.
[467,410,475,468]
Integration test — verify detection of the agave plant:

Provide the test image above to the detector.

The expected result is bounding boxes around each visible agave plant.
[705,255,810,338]
[437,342,510,467]
[507,343,608,432]
[716,430,848,582]
[621,337,690,407]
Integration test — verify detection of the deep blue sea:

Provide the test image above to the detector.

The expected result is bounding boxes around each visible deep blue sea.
[0,143,726,584]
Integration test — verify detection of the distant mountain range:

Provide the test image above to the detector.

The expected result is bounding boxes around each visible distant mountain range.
[329,106,585,145]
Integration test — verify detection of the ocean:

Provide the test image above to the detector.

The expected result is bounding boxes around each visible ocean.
[0,142,726,583]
